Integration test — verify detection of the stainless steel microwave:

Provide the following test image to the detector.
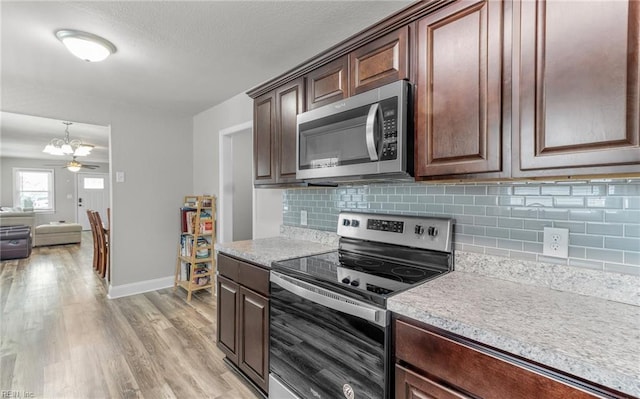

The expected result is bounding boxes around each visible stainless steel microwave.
[296,80,412,183]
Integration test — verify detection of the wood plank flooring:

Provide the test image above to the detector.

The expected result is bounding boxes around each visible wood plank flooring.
[0,232,259,399]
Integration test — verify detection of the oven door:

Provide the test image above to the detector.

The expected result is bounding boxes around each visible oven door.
[269,271,391,399]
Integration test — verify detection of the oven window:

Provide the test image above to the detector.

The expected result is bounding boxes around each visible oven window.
[270,281,387,399]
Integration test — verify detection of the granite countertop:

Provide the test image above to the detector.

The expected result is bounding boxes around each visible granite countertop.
[388,270,640,397]
[216,230,337,268]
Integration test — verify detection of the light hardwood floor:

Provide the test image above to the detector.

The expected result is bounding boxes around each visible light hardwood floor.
[0,232,259,399]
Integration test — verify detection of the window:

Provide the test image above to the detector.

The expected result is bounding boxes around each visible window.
[83,177,104,189]
[13,168,55,211]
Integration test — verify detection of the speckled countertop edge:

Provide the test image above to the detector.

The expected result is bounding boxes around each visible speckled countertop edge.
[389,271,640,397]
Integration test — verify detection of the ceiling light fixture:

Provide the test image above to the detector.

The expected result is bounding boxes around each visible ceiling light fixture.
[66,160,82,173]
[43,122,94,157]
[55,29,117,62]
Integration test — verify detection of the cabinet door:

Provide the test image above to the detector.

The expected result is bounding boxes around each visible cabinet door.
[395,364,470,399]
[254,91,276,185]
[350,26,409,95]
[415,0,504,177]
[275,78,304,184]
[515,0,640,175]
[216,275,239,365]
[306,55,349,110]
[238,286,269,393]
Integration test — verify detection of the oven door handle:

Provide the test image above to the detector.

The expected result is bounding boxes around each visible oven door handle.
[271,271,387,327]
[365,103,380,161]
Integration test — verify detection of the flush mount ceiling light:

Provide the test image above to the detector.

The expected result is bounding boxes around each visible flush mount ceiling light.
[55,29,117,62]
[43,122,94,157]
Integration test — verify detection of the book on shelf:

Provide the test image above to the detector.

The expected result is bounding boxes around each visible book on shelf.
[180,262,211,283]
[180,208,214,235]
[180,234,210,259]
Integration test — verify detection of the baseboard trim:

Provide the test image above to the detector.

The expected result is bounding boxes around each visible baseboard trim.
[108,276,174,299]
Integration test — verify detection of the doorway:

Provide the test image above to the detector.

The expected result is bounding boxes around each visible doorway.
[219,121,254,243]
[76,172,110,230]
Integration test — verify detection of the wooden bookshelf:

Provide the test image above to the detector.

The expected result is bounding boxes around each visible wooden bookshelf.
[174,195,216,301]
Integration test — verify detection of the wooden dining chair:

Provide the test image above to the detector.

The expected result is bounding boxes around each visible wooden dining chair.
[94,211,109,279]
[86,210,100,271]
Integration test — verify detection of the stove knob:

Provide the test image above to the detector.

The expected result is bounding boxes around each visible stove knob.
[414,225,425,235]
[427,226,438,237]
[351,219,360,227]
[342,219,351,227]
[350,280,360,287]
[342,277,351,284]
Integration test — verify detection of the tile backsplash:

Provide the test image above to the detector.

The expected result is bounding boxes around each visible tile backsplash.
[283,180,640,276]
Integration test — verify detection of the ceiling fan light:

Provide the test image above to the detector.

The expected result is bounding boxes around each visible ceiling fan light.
[55,30,117,62]
[67,165,81,172]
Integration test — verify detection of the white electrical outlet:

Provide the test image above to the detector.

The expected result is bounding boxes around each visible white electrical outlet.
[543,227,569,258]
[301,210,308,226]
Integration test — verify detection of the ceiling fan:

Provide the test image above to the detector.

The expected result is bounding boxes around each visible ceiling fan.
[46,156,99,172]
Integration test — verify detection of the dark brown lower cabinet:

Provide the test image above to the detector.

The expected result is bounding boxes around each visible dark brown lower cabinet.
[217,253,270,394]
[395,317,632,399]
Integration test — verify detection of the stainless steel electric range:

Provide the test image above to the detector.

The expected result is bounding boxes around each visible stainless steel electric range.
[269,211,454,399]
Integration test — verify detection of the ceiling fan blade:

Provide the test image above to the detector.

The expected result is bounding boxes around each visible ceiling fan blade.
[81,164,99,169]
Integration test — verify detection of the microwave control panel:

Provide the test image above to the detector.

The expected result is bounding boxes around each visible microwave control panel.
[380,97,398,160]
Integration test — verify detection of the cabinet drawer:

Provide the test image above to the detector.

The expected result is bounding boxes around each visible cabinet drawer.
[395,319,604,399]
[238,261,269,297]
[217,253,240,281]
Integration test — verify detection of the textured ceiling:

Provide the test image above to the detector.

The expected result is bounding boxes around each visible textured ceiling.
[1,1,412,162]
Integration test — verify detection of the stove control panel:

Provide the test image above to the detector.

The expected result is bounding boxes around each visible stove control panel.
[337,211,454,253]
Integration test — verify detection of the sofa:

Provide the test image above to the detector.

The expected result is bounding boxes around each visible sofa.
[0,209,36,249]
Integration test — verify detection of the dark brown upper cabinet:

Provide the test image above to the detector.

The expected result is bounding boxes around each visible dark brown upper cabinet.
[350,26,410,95]
[253,92,276,185]
[253,79,304,187]
[275,78,304,184]
[415,0,506,179]
[305,55,349,110]
[514,0,640,177]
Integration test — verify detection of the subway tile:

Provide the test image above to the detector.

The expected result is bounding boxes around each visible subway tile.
[383,187,396,194]
[369,202,382,210]
[341,194,352,202]
[586,197,623,209]
[463,205,486,216]
[445,186,465,194]
[485,247,510,258]
[395,186,411,194]
[524,219,553,231]
[443,205,464,215]
[351,195,363,202]
[513,185,540,196]
[625,224,640,237]
[498,239,523,251]
[537,255,569,265]
[434,195,454,204]
[552,221,586,233]
[454,242,464,251]
[586,223,623,236]
[474,195,498,206]
[607,183,640,196]
[510,229,538,242]
[410,186,427,195]
[396,203,411,211]
[568,258,604,271]
[357,202,369,209]
[510,251,538,261]
[569,209,604,222]
[410,203,427,212]
[554,197,585,208]
[474,236,497,247]
[524,242,544,254]
[499,196,524,206]
[526,197,554,207]
[347,202,357,208]
[388,195,402,202]
[382,202,395,210]
[538,208,568,220]
[570,234,603,248]
[369,187,382,194]
[486,227,510,238]
[454,215,475,224]
[625,251,640,266]
[511,207,539,219]
[604,263,640,276]
[346,188,357,195]
[625,197,640,209]
[456,234,474,244]
[465,185,488,195]
[486,206,512,217]
[606,210,640,224]
[402,195,418,203]
[425,204,444,213]
[365,195,376,202]
[540,185,571,196]
[475,216,498,227]
[463,225,486,235]
[426,186,445,194]
[487,185,513,195]
[498,218,524,229]
[417,195,436,204]
[604,237,640,251]
[462,244,485,254]
[571,184,606,196]
[586,248,624,263]
[454,196,475,205]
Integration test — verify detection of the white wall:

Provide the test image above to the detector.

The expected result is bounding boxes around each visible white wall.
[0,156,109,225]
[2,85,192,291]
[232,130,253,241]
[193,92,283,241]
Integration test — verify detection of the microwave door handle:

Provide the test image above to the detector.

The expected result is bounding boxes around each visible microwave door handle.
[365,103,380,161]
